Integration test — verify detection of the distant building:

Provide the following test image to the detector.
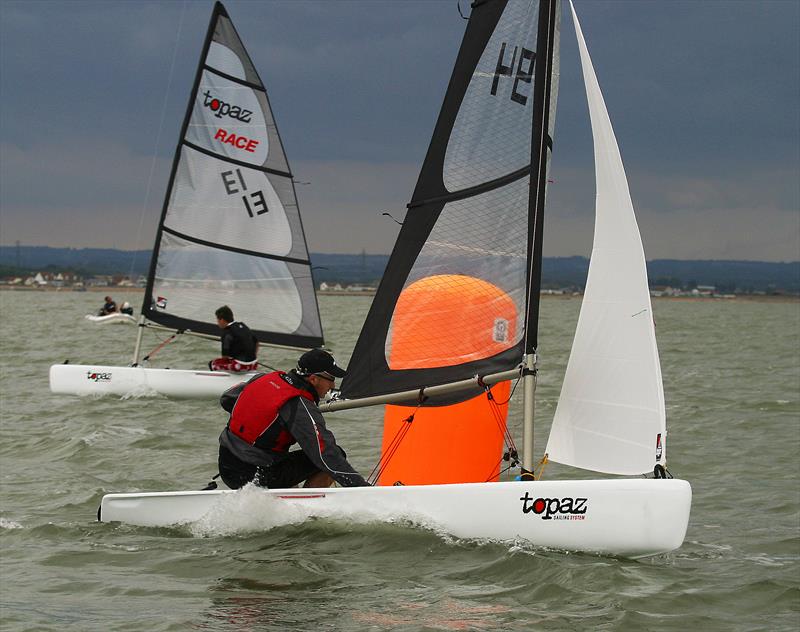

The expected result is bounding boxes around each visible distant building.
[319,282,344,291]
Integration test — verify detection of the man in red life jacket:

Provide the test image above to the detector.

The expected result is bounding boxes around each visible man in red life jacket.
[217,348,369,489]
[209,305,259,372]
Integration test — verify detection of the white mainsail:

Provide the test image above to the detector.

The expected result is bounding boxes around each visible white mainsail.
[48,2,324,400]
[142,2,323,349]
[545,1,666,475]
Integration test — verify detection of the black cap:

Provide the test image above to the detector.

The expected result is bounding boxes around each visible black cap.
[297,348,346,379]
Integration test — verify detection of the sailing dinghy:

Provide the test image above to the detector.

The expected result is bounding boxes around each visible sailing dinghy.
[50,2,323,399]
[84,312,137,325]
[99,0,691,557]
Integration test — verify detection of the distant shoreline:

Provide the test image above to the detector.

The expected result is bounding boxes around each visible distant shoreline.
[0,286,796,302]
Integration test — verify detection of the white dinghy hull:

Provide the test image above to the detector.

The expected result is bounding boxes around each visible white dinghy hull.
[49,364,255,399]
[84,313,137,325]
[99,478,691,558]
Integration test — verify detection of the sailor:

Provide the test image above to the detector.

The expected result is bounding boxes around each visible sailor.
[217,348,370,489]
[99,295,117,315]
[120,301,134,316]
[209,305,259,372]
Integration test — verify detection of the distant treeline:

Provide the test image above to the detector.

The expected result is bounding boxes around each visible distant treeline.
[1,246,798,293]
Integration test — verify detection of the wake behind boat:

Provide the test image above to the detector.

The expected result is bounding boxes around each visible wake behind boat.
[99,0,691,557]
[50,1,324,399]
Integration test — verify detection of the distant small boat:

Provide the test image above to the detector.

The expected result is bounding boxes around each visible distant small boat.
[84,312,137,325]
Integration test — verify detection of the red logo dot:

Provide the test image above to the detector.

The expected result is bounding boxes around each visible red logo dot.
[211,99,220,110]
[533,499,546,514]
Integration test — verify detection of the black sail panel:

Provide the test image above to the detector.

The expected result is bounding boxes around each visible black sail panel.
[142,2,323,348]
[341,0,560,402]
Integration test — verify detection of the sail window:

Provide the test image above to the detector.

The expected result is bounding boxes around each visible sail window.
[443,0,540,193]
[385,176,529,368]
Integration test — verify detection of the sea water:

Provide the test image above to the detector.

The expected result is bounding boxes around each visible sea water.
[0,290,798,631]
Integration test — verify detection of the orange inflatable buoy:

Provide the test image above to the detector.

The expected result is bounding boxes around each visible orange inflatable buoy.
[379,274,517,486]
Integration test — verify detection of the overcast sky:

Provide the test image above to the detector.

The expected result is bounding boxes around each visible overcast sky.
[1,0,798,261]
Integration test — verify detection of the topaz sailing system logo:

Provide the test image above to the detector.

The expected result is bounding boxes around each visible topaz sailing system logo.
[520,491,588,520]
[202,90,252,122]
[86,371,112,382]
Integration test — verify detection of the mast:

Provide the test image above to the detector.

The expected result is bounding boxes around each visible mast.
[521,0,559,476]
[141,2,222,331]
[131,0,218,369]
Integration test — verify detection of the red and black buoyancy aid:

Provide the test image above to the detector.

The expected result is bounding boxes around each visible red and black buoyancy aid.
[228,371,315,452]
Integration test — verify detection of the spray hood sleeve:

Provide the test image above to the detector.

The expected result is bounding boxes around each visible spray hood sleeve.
[281,398,369,487]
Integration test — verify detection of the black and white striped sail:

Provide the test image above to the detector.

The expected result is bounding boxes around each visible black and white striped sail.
[341,0,560,401]
[142,2,323,348]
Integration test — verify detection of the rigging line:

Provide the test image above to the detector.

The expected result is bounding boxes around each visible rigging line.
[535,454,549,481]
[481,383,517,452]
[140,330,184,364]
[367,408,418,484]
[485,459,518,483]
[127,0,189,282]
[372,421,414,485]
[367,416,410,483]
[381,211,404,226]
[490,375,522,406]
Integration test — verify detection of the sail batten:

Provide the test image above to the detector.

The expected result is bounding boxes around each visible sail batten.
[142,1,322,349]
[181,140,292,178]
[160,226,311,266]
[202,65,268,90]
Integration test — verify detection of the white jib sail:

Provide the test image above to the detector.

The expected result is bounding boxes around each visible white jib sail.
[545,1,666,476]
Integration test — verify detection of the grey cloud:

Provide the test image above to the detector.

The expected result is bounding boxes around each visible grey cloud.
[0,0,797,261]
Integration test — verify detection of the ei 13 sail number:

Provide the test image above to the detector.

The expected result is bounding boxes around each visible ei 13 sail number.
[221,168,268,218]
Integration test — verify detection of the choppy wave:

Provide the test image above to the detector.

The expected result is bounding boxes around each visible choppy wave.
[2,292,799,631]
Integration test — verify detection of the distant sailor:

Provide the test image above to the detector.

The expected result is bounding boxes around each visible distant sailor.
[209,305,259,372]
[217,348,369,489]
[120,301,134,316]
[98,296,117,315]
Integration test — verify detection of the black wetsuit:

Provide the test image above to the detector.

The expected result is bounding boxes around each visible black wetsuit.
[99,301,117,315]
[220,321,257,362]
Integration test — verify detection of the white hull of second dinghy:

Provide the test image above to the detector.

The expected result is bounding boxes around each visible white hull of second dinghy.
[49,364,256,399]
[99,478,692,558]
[84,313,137,324]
